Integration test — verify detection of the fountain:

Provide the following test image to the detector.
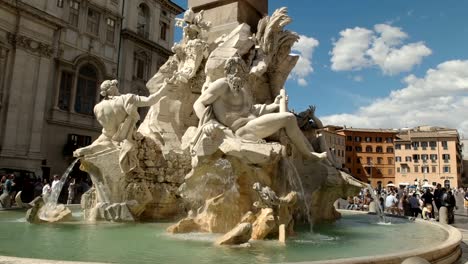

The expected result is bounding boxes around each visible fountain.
[0,1,462,264]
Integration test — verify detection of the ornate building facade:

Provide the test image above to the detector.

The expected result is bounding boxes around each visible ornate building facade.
[394,126,463,189]
[0,0,182,178]
[337,128,398,188]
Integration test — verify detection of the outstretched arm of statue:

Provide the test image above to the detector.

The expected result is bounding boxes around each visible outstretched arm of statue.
[137,78,176,107]
[262,94,282,114]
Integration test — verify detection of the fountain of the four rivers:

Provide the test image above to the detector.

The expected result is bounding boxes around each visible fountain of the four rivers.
[0,0,462,263]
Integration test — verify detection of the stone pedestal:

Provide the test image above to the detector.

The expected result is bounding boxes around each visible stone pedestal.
[188,0,268,40]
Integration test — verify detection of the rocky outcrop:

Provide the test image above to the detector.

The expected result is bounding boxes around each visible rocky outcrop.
[216,223,252,245]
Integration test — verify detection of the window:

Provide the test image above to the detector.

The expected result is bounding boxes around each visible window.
[357,157,362,164]
[395,156,402,162]
[376,169,382,174]
[388,157,393,165]
[134,51,149,80]
[421,154,428,162]
[430,154,437,162]
[377,157,383,164]
[137,4,149,38]
[64,134,92,155]
[106,18,115,43]
[388,168,393,174]
[347,157,351,163]
[376,146,383,153]
[402,166,410,173]
[385,137,393,143]
[395,144,401,150]
[355,146,362,152]
[413,154,420,163]
[405,156,412,162]
[386,147,393,153]
[430,141,436,150]
[397,167,401,173]
[365,167,371,174]
[366,157,372,164]
[346,146,352,151]
[443,166,450,173]
[365,146,372,152]
[432,166,437,173]
[347,136,352,141]
[355,136,361,142]
[376,137,382,142]
[135,58,146,79]
[87,9,100,35]
[75,64,98,115]
[414,166,419,173]
[69,0,80,27]
[412,142,419,149]
[442,154,450,162]
[58,71,73,110]
[160,21,168,41]
[421,141,428,150]
[405,144,411,150]
[365,137,372,142]
[442,141,448,150]
[57,0,64,8]
[422,166,429,173]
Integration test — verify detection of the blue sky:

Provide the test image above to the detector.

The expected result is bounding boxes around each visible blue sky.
[172,0,468,136]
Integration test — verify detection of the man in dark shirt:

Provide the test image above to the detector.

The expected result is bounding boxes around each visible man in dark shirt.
[433,183,443,212]
[421,188,434,215]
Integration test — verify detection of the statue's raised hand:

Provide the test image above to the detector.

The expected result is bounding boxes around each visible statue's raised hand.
[202,123,219,137]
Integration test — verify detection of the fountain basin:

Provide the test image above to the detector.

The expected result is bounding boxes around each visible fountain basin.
[0,210,461,264]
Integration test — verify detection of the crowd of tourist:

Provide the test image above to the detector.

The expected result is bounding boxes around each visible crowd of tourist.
[0,173,91,208]
[341,184,461,224]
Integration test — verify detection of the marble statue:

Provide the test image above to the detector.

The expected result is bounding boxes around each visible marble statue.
[73,4,364,242]
[73,79,174,172]
[193,55,327,161]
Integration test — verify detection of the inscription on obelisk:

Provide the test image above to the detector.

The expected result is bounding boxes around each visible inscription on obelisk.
[188,0,268,41]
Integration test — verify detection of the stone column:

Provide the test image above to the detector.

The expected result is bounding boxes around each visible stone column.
[188,0,268,41]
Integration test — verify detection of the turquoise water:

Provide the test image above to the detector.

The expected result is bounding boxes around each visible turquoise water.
[0,211,448,264]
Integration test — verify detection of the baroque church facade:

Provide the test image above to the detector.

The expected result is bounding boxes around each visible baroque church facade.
[0,0,183,178]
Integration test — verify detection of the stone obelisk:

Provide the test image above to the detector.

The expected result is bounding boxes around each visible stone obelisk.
[188,0,268,41]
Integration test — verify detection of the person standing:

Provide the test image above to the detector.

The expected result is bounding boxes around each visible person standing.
[409,193,422,218]
[42,178,51,203]
[67,178,76,204]
[433,183,443,212]
[442,189,457,224]
[421,188,434,215]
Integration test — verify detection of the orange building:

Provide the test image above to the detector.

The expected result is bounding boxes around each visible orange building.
[337,128,398,189]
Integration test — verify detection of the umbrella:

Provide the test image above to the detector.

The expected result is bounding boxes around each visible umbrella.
[386,183,395,187]
[422,183,432,188]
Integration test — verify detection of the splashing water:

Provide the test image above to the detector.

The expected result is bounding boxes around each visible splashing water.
[39,159,79,221]
[283,158,313,231]
[366,184,388,224]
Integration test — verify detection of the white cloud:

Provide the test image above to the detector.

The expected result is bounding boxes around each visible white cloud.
[330,24,431,75]
[298,78,308,86]
[353,75,363,82]
[330,27,373,71]
[321,60,468,136]
[290,35,319,86]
